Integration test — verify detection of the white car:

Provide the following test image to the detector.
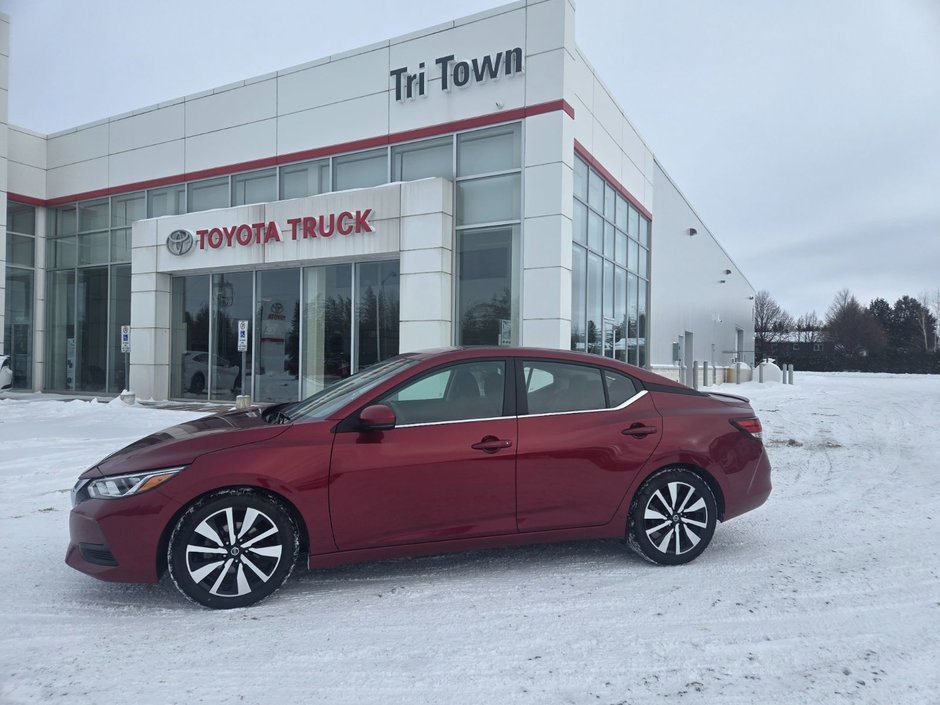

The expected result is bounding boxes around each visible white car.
[0,355,12,391]
[181,351,239,395]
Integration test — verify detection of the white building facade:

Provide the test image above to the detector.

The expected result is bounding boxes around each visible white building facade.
[0,0,755,401]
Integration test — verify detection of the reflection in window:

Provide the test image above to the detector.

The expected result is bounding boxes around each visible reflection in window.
[383,361,505,424]
[357,260,400,370]
[280,160,329,200]
[232,169,277,206]
[392,137,453,181]
[210,272,252,401]
[333,149,388,191]
[170,275,210,399]
[302,264,352,397]
[188,177,229,212]
[148,185,185,218]
[523,361,605,414]
[255,269,300,403]
[457,226,517,346]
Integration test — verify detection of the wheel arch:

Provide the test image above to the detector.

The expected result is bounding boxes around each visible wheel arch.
[632,462,726,522]
[156,484,311,579]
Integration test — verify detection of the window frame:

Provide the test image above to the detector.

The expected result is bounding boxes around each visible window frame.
[515,358,645,417]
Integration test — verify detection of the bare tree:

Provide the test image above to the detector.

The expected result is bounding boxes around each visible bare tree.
[794,311,822,343]
[753,290,793,360]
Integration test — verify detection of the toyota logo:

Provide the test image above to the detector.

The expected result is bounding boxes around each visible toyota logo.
[166,229,195,256]
[270,302,284,315]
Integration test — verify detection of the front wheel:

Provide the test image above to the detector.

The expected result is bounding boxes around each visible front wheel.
[168,490,299,608]
[627,468,717,565]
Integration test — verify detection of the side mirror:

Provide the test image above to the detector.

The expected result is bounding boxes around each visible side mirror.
[359,404,396,431]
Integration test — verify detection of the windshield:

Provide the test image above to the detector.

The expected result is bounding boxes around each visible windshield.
[283,356,417,422]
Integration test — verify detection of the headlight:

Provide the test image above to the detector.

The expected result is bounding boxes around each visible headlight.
[73,466,186,505]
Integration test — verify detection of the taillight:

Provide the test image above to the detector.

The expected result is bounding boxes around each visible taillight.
[731,417,763,441]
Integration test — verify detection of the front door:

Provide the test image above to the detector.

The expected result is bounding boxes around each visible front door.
[329,359,516,550]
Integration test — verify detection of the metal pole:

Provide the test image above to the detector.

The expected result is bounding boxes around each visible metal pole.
[758,363,764,384]
[692,361,699,390]
[124,352,129,391]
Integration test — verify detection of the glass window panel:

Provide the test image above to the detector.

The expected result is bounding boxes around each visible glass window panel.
[111,193,145,227]
[457,123,521,176]
[574,157,588,202]
[588,170,603,211]
[603,259,614,321]
[615,195,627,231]
[188,177,229,213]
[639,216,650,247]
[148,185,185,218]
[78,199,109,232]
[333,149,388,191]
[614,267,627,362]
[302,263,352,397]
[6,234,34,268]
[638,246,648,279]
[458,226,517,346]
[232,169,277,206]
[523,361,606,414]
[108,265,131,392]
[356,260,400,370]
[111,228,131,263]
[77,232,109,266]
[4,267,34,388]
[628,239,640,274]
[571,244,587,352]
[45,269,76,390]
[280,160,329,200]
[628,204,640,237]
[54,206,77,236]
[638,279,648,367]
[255,269,300,403]
[615,230,627,267]
[627,272,639,365]
[587,252,602,355]
[456,174,521,226]
[382,361,505,424]
[604,222,615,257]
[76,267,109,392]
[587,210,603,252]
[7,203,36,235]
[50,236,76,269]
[392,136,453,181]
[604,184,615,221]
[170,275,211,399]
[605,370,638,407]
[573,200,587,245]
[210,272,253,401]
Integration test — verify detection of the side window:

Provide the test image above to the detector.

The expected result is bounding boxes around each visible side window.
[604,370,639,407]
[382,361,505,425]
[523,361,606,414]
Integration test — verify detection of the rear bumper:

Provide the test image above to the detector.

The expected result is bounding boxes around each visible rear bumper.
[722,446,772,521]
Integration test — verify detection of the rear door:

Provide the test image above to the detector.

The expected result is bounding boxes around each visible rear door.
[515,359,662,532]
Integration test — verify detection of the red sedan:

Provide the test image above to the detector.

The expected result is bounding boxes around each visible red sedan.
[67,347,772,608]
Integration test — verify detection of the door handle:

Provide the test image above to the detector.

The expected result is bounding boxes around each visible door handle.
[622,424,658,438]
[471,436,513,453]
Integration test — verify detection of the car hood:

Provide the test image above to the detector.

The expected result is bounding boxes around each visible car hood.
[89,409,290,478]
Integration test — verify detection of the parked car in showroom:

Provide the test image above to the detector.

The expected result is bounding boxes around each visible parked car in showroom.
[67,347,772,609]
[0,355,12,391]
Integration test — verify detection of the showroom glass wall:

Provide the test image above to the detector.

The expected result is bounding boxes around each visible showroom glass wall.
[4,202,37,389]
[42,120,524,396]
[169,261,400,402]
[571,156,650,366]
[45,196,135,393]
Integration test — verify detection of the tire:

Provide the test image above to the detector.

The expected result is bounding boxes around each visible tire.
[627,468,717,565]
[190,372,205,395]
[168,489,299,609]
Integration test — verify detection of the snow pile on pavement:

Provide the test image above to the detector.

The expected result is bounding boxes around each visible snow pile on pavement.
[1,373,938,704]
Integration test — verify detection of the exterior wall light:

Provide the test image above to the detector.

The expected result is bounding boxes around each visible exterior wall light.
[689,228,697,236]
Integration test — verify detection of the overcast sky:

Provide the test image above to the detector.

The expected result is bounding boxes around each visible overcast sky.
[1,0,937,318]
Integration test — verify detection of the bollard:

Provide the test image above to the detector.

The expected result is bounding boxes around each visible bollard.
[735,362,741,384]
[702,361,709,387]
[692,362,700,390]
[758,363,764,384]
[788,364,794,385]
[235,394,253,410]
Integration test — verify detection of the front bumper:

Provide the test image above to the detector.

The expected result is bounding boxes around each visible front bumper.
[65,490,183,584]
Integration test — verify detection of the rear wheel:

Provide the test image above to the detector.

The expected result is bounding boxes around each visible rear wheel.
[168,490,299,608]
[628,468,717,565]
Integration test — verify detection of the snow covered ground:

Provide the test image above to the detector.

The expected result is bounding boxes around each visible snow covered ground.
[1,372,938,704]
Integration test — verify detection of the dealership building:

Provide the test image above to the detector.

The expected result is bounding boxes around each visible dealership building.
[0,0,755,402]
